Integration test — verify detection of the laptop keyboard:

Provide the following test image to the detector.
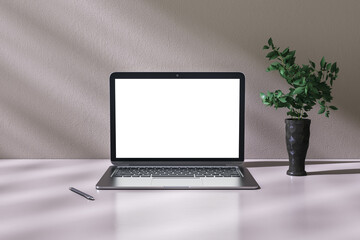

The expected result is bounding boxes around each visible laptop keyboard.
[112,166,243,178]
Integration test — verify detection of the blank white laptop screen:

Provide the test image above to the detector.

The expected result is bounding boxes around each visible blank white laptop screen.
[115,78,240,158]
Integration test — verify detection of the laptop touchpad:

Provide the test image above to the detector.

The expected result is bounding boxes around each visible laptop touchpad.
[151,178,203,187]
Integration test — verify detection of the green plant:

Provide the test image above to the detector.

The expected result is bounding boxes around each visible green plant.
[260,38,339,119]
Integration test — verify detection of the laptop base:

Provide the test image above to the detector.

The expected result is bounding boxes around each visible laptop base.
[96,164,260,190]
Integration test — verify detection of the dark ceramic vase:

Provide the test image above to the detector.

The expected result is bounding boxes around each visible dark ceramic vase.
[285,119,311,176]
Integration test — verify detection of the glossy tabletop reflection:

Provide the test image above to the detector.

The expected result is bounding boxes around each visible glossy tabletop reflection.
[1,159,360,240]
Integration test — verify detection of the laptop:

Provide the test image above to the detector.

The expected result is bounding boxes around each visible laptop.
[96,72,259,189]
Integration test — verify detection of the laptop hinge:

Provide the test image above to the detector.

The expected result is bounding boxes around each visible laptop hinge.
[112,161,242,166]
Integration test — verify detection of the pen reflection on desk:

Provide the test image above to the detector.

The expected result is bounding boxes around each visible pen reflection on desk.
[69,187,95,201]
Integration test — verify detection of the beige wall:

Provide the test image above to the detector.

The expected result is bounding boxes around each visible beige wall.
[1,0,359,159]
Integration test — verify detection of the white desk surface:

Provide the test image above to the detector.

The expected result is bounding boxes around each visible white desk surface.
[1,159,360,240]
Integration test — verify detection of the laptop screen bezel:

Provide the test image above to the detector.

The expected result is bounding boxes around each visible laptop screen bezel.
[110,72,245,163]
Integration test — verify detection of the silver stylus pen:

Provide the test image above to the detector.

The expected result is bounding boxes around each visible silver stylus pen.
[69,187,95,201]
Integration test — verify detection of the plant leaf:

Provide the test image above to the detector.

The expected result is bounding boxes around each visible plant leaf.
[279,97,287,103]
[304,105,312,111]
[331,62,337,72]
[320,57,325,68]
[263,45,270,50]
[326,63,331,71]
[293,79,303,86]
[293,87,305,95]
[309,85,319,94]
[268,38,273,48]
[288,50,296,58]
[260,92,266,100]
[318,107,325,114]
[266,66,274,72]
[266,51,278,60]
[280,68,285,76]
[282,47,289,56]
[270,62,280,69]
[329,106,338,110]
[287,111,298,117]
